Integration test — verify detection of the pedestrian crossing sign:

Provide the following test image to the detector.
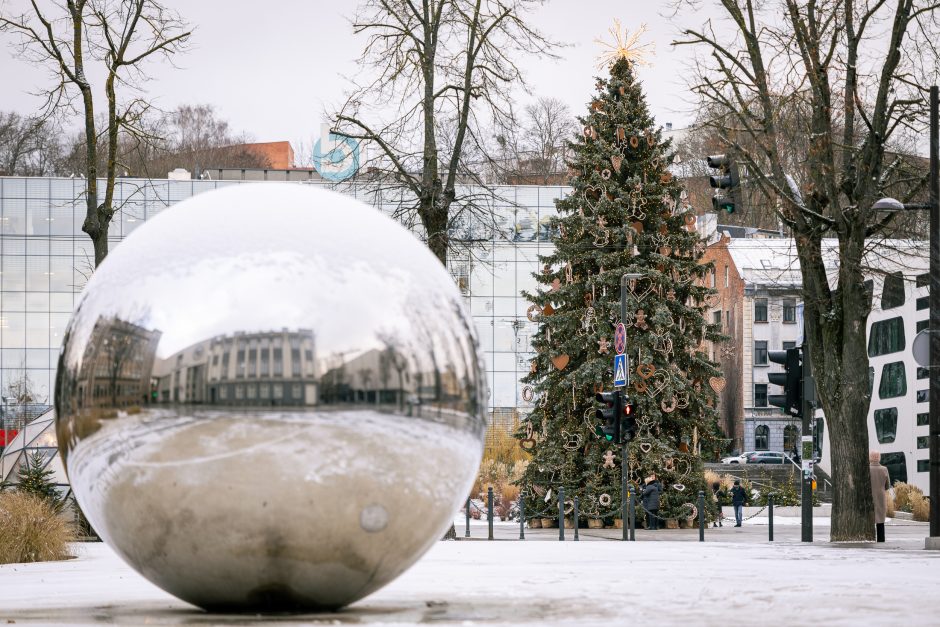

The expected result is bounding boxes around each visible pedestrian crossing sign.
[614,353,627,388]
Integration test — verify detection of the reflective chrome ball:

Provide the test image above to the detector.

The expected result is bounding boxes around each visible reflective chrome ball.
[55,184,486,611]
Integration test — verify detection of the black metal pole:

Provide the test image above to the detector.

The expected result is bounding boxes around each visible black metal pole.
[930,84,940,539]
[558,487,565,541]
[465,496,470,538]
[519,490,525,540]
[769,493,775,542]
[629,489,636,541]
[574,497,580,541]
[801,345,813,543]
[621,439,628,541]
[487,487,494,541]
[698,490,705,542]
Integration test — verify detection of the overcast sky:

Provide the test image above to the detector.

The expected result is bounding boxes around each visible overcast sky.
[0,1,722,153]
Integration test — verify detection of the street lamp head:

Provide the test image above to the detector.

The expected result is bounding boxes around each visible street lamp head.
[872,197,906,212]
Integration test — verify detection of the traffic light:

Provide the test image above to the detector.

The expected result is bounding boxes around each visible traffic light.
[706,154,741,214]
[621,395,637,442]
[595,391,622,443]
[768,346,803,418]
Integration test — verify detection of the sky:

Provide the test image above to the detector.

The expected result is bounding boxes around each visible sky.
[0,1,723,154]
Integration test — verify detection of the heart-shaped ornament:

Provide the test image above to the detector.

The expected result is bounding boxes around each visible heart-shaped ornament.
[636,363,656,379]
[709,376,726,393]
[552,354,570,370]
[639,442,652,454]
[647,370,668,398]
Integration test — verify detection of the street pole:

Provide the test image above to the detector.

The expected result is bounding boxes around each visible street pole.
[929,84,940,540]
[801,345,814,543]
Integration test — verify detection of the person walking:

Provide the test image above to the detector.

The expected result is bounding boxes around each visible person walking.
[641,474,662,530]
[711,481,724,527]
[870,450,890,543]
[730,479,747,527]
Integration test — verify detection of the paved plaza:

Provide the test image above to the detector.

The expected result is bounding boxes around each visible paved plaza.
[1,514,938,626]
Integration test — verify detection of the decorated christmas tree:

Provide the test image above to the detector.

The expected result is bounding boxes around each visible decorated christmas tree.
[517,25,723,527]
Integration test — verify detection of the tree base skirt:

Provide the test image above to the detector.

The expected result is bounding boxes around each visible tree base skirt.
[540,518,557,528]
[528,518,543,528]
[665,518,680,529]
[613,518,624,529]
[588,519,604,529]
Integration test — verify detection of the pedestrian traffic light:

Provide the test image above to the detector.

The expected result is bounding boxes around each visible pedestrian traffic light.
[706,154,741,214]
[768,346,802,418]
[595,391,622,443]
[621,395,637,442]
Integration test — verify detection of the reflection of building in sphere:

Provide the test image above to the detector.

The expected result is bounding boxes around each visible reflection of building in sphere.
[75,316,162,410]
[152,329,317,407]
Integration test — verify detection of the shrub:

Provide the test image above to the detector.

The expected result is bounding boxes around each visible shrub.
[885,491,896,518]
[0,492,75,564]
[910,492,930,522]
[893,481,922,513]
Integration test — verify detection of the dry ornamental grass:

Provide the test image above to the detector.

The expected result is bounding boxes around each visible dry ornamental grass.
[0,492,76,564]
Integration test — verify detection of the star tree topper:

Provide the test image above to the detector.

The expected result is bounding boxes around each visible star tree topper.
[595,20,655,69]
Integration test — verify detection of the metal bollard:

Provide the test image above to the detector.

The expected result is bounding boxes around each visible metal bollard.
[628,489,636,541]
[558,487,565,541]
[519,490,525,540]
[698,490,705,542]
[465,496,470,538]
[768,493,774,542]
[487,487,494,541]
[573,497,580,541]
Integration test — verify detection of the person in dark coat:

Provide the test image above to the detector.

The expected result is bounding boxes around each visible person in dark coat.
[870,450,891,542]
[641,474,663,530]
[730,479,747,527]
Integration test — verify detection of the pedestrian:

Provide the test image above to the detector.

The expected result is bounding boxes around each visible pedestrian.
[870,450,890,542]
[711,481,724,527]
[641,473,662,530]
[730,479,747,527]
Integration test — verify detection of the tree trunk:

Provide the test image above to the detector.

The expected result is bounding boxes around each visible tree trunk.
[421,201,449,267]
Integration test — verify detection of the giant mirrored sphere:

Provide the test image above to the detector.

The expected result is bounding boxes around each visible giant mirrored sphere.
[54,184,487,611]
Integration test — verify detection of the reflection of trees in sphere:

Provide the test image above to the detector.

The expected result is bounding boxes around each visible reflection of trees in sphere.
[54,184,486,611]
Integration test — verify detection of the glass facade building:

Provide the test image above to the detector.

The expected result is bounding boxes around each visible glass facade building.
[0,176,564,428]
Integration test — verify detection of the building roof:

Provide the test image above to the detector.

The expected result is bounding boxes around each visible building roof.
[0,409,71,499]
[720,237,928,290]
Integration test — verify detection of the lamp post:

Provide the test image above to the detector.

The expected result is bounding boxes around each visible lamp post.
[620,273,643,541]
[872,85,940,547]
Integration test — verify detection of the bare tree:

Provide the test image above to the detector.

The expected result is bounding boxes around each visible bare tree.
[0,110,62,175]
[674,0,939,541]
[495,96,577,184]
[332,0,561,266]
[0,0,191,267]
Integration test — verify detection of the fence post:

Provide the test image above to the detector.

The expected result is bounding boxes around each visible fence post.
[465,496,470,538]
[519,489,525,540]
[768,493,774,542]
[573,497,580,541]
[487,487,494,541]
[698,490,705,542]
[558,487,565,542]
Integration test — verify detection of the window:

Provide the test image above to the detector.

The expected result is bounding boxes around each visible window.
[754,341,768,365]
[755,425,770,450]
[291,348,302,377]
[918,319,929,333]
[918,367,929,380]
[918,389,928,403]
[218,386,228,400]
[918,412,929,426]
[881,452,907,484]
[754,384,768,407]
[783,341,796,351]
[917,273,930,288]
[713,310,721,330]
[783,425,799,452]
[725,266,729,287]
[273,383,284,399]
[918,459,930,472]
[754,298,768,323]
[236,349,246,378]
[917,296,929,311]
[273,348,283,376]
[292,383,303,400]
[221,352,230,379]
[918,436,928,449]
[881,272,905,309]
[783,300,796,323]
[873,408,897,443]
[260,349,270,377]
[868,317,905,356]
[248,349,257,378]
[711,271,716,288]
[878,362,907,399]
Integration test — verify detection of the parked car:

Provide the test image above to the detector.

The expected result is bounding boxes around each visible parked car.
[721,451,755,464]
[746,451,791,464]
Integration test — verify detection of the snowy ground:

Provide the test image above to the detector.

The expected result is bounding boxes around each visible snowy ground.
[2,518,939,626]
